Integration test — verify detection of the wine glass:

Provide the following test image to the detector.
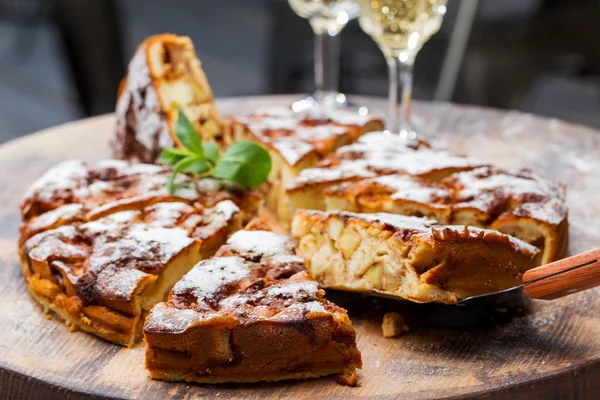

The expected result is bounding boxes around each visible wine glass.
[288,0,360,111]
[358,0,447,139]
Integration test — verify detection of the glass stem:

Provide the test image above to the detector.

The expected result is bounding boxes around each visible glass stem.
[386,53,416,137]
[311,23,341,103]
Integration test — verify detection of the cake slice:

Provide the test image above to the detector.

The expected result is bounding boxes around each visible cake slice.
[442,167,568,264]
[225,106,384,224]
[21,200,243,346]
[144,224,362,384]
[113,34,223,163]
[324,174,454,224]
[20,159,261,242]
[291,210,539,304]
[287,132,486,216]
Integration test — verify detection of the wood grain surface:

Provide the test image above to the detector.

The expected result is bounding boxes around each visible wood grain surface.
[1,95,600,400]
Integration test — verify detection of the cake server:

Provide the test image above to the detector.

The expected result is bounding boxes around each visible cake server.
[458,247,600,306]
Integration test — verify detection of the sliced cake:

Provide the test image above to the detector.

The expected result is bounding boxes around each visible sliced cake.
[322,167,568,264]
[20,159,261,243]
[291,210,540,304]
[287,131,486,216]
[21,200,243,346]
[225,106,384,223]
[324,174,454,224]
[442,167,568,264]
[144,224,362,384]
[114,34,223,163]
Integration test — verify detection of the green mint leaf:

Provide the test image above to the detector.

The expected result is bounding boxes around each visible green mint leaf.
[211,141,271,188]
[181,158,211,174]
[167,155,205,193]
[203,141,220,165]
[175,109,204,156]
[157,147,196,165]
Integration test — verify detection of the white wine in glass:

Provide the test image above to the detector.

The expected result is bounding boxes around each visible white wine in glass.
[288,0,360,111]
[359,0,447,139]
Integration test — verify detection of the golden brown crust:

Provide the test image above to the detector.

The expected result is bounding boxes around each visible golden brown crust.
[322,167,568,264]
[144,228,361,384]
[286,132,487,226]
[18,158,261,346]
[20,159,261,244]
[21,200,243,346]
[227,107,384,225]
[113,34,223,163]
[291,210,540,304]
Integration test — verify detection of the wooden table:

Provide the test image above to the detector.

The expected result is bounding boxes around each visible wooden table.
[1,95,599,399]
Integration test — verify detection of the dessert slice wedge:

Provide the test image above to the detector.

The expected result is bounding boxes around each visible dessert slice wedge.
[144,223,362,385]
[324,174,454,224]
[225,106,384,224]
[20,200,244,346]
[114,34,223,163]
[20,159,261,243]
[442,167,568,264]
[322,167,568,264]
[287,131,486,217]
[291,210,540,304]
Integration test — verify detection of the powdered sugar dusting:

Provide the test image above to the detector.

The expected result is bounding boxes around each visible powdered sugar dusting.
[23,160,87,202]
[451,167,567,225]
[27,203,84,232]
[226,230,293,257]
[267,281,319,300]
[95,267,150,300]
[236,106,380,166]
[271,139,314,166]
[290,132,485,189]
[371,175,452,203]
[172,257,250,301]
[144,303,215,333]
[347,211,437,231]
[214,200,240,220]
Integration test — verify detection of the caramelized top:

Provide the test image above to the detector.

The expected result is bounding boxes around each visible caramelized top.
[235,106,383,166]
[20,159,258,241]
[23,200,240,306]
[325,174,454,208]
[145,229,345,334]
[294,209,539,256]
[323,166,567,227]
[443,167,568,225]
[288,132,486,191]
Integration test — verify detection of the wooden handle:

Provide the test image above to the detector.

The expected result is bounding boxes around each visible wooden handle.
[523,248,600,300]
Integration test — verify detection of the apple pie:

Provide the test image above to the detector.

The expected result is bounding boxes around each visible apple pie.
[19,158,262,346]
[113,34,223,163]
[291,210,540,304]
[323,167,568,263]
[20,159,261,243]
[21,200,243,346]
[287,131,487,216]
[225,106,384,223]
[144,224,362,384]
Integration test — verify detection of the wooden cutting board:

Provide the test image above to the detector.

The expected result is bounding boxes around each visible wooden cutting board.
[1,96,599,399]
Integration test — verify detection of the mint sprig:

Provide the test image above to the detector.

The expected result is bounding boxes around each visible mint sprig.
[159,110,272,192]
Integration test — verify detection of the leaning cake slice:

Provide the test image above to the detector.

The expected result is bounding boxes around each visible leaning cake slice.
[114,34,223,162]
[144,223,362,384]
[291,210,540,304]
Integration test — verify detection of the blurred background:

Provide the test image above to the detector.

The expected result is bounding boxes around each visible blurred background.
[0,0,598,142]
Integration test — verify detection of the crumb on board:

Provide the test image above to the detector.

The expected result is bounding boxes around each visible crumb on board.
[382,312,409,338]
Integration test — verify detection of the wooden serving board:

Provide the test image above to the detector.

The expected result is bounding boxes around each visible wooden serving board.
[1,96,600,399]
